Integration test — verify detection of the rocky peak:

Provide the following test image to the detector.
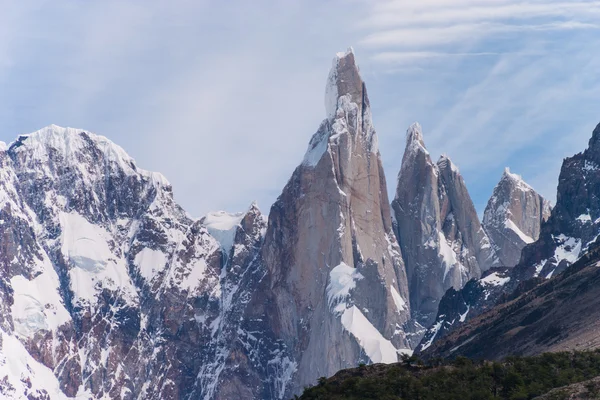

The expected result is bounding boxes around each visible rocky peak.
[246,49,411,398]
[483,168,551,268]
[392,124,497,326]
[325,47,363,119]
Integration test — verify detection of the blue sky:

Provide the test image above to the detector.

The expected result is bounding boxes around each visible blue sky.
[1,1,599,217]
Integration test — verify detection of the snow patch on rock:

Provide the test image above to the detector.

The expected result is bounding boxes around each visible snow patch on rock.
[327,262,364,310]
[202,210,245,253]
[340,306,397,364]
[10,260,71,338]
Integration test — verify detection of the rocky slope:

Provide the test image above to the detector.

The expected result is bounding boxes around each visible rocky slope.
[420,242,600,360]
[392,124,497,326]
[483,168,552,268]
[418,124,600,360]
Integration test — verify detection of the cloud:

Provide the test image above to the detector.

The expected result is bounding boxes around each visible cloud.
[0,0,598,217]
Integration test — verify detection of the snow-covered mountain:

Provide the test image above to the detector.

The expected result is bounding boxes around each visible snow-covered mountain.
[391,124,498,326]
[0,125,269,399]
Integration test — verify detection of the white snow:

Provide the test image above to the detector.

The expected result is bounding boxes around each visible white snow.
[480,272,510,287]
[134,248,167,281]
[553,234,581,264]
[0,330,80,399]
[325,60,339,120]
[584,160,599,172]
[327,262,364,309]
[202,210,245,253]
[390,286,407,312]
[533,259,548,277]
[60,212,137,305]
[459,305,470,322]
[505,219,534,244]
[12,125,170,189]
[577,213,592,223]
[405,122,429,156]
[438,232,459,281]
[302,130,329,167]
[503,167,534,192]
[10,259,71,338]
[267,352,297,400]
[325,47,354,120]
[340,305,398,364]
[420,320,443,351]
[178,259,209,292]
[438,154,459,174]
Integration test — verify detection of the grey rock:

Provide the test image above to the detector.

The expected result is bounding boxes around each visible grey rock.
[483,168,551,268]
[392,124,497,326]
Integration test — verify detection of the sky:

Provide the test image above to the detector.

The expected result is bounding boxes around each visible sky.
[0,0,599,217]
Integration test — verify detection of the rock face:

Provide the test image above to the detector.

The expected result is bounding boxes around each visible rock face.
[483,168,552,268]
[392,124,497,326]
[416,170,552,352]
[235,48,412,398]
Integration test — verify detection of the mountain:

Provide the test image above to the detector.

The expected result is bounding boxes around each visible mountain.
[391,124,497,326]
[227,48,413,399]
[0,125,269,399]
[483,168,552,268]
[0,48,594,399]
[415,170,551,352]
[419,122,600,360]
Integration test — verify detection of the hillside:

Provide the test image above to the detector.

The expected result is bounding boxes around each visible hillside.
[299,350,600,400]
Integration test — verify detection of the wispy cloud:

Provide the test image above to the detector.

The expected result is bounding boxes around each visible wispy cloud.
[357,0,600,209]
[0,0,598,216]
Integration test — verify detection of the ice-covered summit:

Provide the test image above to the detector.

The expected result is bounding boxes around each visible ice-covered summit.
[9,124,170,188]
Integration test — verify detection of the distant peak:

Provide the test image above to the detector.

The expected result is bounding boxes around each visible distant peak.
[325,47,363,119]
